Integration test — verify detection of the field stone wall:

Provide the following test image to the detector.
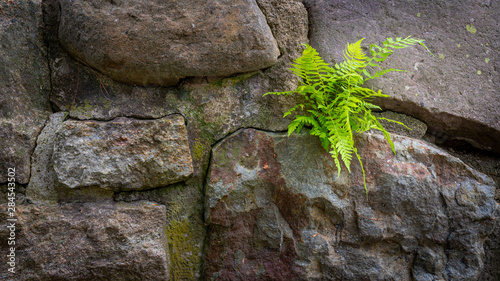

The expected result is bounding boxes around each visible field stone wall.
[0,0,498,280]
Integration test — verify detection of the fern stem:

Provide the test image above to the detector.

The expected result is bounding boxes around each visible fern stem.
[354,149,368,196]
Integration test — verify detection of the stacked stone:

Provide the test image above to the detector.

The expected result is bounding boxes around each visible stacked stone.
[0,0,498,280]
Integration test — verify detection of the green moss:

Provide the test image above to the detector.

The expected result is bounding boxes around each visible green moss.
[98,97,112,109]
[227,71,258,85]
[166,218,203,280]
[192,139,206,163]
[208,79,224,88]
[71,99,94,118]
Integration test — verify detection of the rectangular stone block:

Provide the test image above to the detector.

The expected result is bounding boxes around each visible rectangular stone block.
[53,115,193,191]
[0,201,169,280]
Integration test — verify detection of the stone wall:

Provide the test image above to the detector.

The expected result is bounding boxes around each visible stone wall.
[0,0,498,280]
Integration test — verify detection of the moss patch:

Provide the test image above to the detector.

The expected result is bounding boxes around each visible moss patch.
[70,99,94,118]
[192,139,207,163]
[166,217,204,280]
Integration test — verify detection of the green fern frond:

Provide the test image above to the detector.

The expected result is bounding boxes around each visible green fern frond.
[283,104,304,117]
[264,36,430,195]
[376,117,412,130]
[343,39,368,71]
[364,68,405,81]
[354,148,368,195]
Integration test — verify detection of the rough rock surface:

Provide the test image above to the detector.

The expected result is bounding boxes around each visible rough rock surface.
[479,205,500,281]
[57,0,279,86]
[53,115,193,191]
[0,201,169,280]
[27,112,68,204]
[373,111,427,139]
[0,0,52,184]
[307,0,500,153]
[115,184,206,280]
[205,129,497,280]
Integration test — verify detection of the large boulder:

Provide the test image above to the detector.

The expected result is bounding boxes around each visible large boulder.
[307,0,500,153]
[205,129,497,280]
[0,0,52,184]
[0,201,169,280]
[57,0,280,86]
[53,115,193,191]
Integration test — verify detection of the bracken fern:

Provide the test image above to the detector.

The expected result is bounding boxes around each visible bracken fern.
[265,36,431,194]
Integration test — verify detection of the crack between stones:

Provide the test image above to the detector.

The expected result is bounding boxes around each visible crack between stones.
[27,118,49,192]
[372,99,500,184]
[25,0,58,187]
[201,150,213,225]
[382,97,500,154]
[302,0,314,43]
[439,191,453,281]
[111,182,186,204]
[210,126,288,151]
[63,112,187,123]
[40,0,60,114]
[254,0,283,60]
[199,141,213,281]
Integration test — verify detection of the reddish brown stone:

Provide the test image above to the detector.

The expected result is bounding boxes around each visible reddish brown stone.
[206,200,303,280]
[206,129,496,280]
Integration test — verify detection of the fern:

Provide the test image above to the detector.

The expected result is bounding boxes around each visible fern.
[265,36,431,195]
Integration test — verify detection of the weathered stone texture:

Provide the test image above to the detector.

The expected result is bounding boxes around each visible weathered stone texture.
[115,184,206,280]
[205,129,497,280]
[0,201,169,280]
[0,0,52,184]
[373,111,427,139]
[53,115,193,191]
[307,0,500,153]
[27,112,68,204]
[57,0,279,86]
[47,0,308,135]
[256,0,309,101]
[479,204,500,281]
